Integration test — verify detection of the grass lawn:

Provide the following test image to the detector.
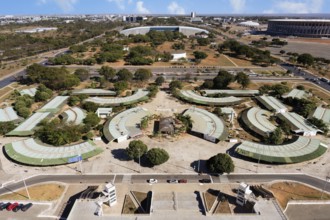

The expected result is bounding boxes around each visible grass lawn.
[122,195,137,214]
[214,200,231,214]
[269,182,330,209]
[0,184,65,201]
[204,191,217,212]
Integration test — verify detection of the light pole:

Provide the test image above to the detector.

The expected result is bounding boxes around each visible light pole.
[321,174,330,199]
[138,148,141,173]
[21,174,30,199]
[197,151,201,173]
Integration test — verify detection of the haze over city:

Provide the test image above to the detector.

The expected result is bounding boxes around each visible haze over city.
[0,0,330,219]
[1,0,330,15]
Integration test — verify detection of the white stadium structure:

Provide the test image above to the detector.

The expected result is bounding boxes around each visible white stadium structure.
[120,26,209,37]
[267,19,330,38]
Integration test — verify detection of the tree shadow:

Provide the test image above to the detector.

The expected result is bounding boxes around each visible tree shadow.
[194,191,206,215]
[111,148,130,161]
[137,155,154,168]
[190,159,208,174]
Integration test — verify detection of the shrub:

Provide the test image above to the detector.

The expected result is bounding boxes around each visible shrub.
[146,148,169,165]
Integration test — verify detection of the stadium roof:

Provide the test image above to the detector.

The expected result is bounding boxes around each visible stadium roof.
[7,112,51,136]
[0,107,20,122]
[203,90,259,97]
[238,21,260,26]
[269,19,330,22]
[4,138,102,166]
[241,107,277,137]
[103,107,149,142]
[183,107,227,141]
[62,107,86,125]
[72,89,116,96]
[86,89,149,106]
[282,89,309,99]
[278,112,322,135]
[312,106,330,125]
[256,96,288,113]
[178,90,243,106]
[236,136,328,164]
[37,96,69,113]
[20,88,37,97]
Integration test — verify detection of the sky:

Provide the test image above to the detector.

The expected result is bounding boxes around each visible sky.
[1,0,330,15]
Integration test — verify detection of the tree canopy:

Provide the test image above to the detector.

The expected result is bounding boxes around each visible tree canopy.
[146,148,170,166]
[126,140,148,160]
[134,69,152,81]
[235,72,250,88]
[207,153,234,174]
[266,128,284,145]
[212,70,234,89]
[297,53,314,66]
[117,69,133,81]
[99,66,116,81]
[26,64,80,90]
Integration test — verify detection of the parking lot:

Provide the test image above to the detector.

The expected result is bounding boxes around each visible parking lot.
[0,202,52,219]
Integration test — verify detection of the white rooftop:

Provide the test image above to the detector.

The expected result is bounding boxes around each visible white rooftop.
[282,89,309,99]
[20,88,37,97]
[312,106,330,125]
[0,107,20,122]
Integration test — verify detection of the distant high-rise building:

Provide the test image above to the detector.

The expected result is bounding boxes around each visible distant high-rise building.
[191,12,196,18]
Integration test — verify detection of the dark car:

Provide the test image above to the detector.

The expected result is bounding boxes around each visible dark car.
[0,202,11,211]
[13,204,24,212]
[178,179,187,183]
[199,179,211,183]
[21,203,33,212]
[7,202,18,211]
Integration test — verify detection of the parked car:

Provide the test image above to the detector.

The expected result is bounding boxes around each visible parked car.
[7,202,18,211]
[0,202,11,211]
[21,203,33,212]
[199,179,211,183]
[13,204,24,212]
[178,179,187,183]
[167,179,178,183]
[148,179,158,184]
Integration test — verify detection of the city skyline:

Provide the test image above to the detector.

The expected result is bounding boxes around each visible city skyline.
[1,0,330,15]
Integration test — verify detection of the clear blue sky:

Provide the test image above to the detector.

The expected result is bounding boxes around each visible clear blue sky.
[1,0,329,15]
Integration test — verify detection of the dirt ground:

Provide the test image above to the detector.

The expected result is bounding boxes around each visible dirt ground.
[0,183,65,201]
[267,181,330,209]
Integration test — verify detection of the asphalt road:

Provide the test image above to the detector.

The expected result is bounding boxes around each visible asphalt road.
[1,173,329,196]
[281,63,330,91]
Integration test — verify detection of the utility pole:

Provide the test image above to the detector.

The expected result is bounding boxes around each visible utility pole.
[321,173,330,199]
[21,175,30,199]
[138,148,141,173]
[198,151,201,173]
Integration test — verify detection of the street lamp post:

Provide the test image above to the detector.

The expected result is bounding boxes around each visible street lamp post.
[138,148,141,173]
[21,175,30,199]
[321,175,330,199]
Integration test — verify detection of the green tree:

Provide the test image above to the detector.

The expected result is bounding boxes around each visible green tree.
[134,69,152,81]
[117,69,133,81]
[213,70,234,89]
[197,38,210,46]
[267,128,284,145]
[114,81,128,92]
[202,80,214,89]
[155,76,165,85]
[126,140,148,160]
[193,51,208,60]
[74,68,90,81]
[99,66,116,81]
[83,102,99,112]
[207,153,234,174]
[146,148,170,166]
[169,80,183,91]
[0,122,16,135]
[308,117,329,134]
[172,42,185,50]
[235,72,250,88]
[297,53,314,66]
[83,113,100,127]
[16,107,31,118]
[68,96,81,106]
